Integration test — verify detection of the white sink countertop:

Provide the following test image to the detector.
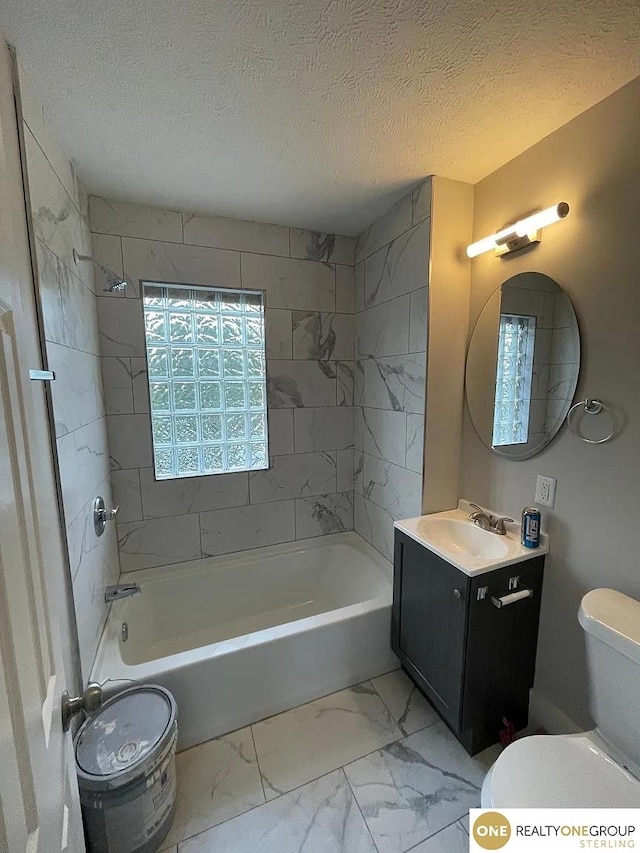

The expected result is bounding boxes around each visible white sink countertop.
[394,500,549,576]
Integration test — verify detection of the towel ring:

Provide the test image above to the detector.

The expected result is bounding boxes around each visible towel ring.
[566,399,616,444]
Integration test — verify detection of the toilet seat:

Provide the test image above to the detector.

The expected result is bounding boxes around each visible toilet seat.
[482,733,640,808]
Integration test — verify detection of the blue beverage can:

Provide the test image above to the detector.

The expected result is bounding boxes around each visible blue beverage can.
[521,507,541,548]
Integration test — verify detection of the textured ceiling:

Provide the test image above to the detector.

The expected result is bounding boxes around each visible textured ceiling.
[2,0,639,234]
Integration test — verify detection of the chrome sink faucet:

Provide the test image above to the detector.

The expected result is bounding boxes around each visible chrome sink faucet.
[469,504,514,536]
[104,583,141,603]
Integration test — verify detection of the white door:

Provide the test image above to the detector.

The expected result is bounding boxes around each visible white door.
[0,38,85,853]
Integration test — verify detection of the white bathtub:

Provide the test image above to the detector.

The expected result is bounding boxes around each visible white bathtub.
[92,531,398,750]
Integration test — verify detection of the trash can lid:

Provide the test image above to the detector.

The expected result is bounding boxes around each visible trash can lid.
[75,685,176,787]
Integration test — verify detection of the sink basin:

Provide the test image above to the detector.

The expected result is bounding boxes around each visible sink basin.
[394,502,549,576]
[417,517,509,560]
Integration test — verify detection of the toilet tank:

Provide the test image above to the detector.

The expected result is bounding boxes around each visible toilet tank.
[579,588,640,767]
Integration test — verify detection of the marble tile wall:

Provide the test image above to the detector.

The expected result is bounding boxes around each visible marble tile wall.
[353,178,431,560]
[89,197,357,570]
[19,67,119,678]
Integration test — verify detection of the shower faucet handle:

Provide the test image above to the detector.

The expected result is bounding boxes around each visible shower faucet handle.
[93,496,120,536]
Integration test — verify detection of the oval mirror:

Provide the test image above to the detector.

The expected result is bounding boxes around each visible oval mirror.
[466,272,580,459]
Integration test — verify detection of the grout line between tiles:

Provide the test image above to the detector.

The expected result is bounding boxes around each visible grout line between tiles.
[404,412,410,469]
[40,335,103,357]
[118,235,125,282]
[342,767,383,853]
[293,491,297,540]
[356,283,427,315]
[54,410,106,441]
[340,715,441,775]
[175,716,442,850]
[94,230,185,246]
[402,817,467,853]
[171,672,456,849]
[369,674,399,725]
[249,725,267,803]
[22,123,84,220]
[173,765,348,849]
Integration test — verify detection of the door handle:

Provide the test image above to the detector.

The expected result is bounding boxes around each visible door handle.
[453,588,462,599]
[61,682,103,731]
[491,586,533,608]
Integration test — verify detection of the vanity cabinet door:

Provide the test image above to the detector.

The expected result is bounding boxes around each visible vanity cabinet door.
[394,533,470,729]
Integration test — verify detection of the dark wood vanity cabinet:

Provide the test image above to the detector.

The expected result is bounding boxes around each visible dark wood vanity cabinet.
[391,530,545,754]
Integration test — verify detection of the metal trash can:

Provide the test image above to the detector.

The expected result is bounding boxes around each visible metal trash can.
[75,684,178,853]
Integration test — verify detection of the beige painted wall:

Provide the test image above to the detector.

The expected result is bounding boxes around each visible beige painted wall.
[461,75,640,727]
[423,177,473,514]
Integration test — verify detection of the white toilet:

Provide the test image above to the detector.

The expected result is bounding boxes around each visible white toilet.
[482,588,640,807]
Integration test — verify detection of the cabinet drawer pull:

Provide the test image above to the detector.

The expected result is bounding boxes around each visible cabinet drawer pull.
[453,589,462,599]
[491,586,533,608]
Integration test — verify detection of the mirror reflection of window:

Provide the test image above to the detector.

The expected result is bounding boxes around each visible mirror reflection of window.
[492,313,536,447]
[465,271,580,460]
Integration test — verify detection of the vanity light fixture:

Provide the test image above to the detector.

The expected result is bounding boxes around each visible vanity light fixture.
[466,202,570,259]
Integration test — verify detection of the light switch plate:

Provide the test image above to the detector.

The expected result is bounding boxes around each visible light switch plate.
[535,474,557,508]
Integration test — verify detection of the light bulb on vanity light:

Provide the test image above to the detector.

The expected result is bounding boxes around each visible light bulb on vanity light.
[466,202,570,258]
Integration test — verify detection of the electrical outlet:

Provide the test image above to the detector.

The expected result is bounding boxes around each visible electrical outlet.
[535,474,557,508]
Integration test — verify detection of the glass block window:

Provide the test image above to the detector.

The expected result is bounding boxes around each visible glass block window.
[143,283,268,479]
[492,313,536,447]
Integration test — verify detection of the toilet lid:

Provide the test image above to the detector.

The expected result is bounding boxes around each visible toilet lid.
[486,734,640,808]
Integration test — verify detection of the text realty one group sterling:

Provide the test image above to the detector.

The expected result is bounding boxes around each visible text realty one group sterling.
[517,823,636,848]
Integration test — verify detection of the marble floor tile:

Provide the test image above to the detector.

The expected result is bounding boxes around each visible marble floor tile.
[252,683,401,800]
[163,727,265,847]
[372,670,439,736]
[459,814,470,833]
[344,721,487,853]
[178,770,376,853]
[473,742,503,772]
[408,819,470,853]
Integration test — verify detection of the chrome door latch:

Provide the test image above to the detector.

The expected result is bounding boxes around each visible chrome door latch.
[29,369,55,381]
[61,682,103,731]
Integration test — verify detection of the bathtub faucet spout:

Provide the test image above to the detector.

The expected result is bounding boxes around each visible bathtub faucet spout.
[104,583,141,603]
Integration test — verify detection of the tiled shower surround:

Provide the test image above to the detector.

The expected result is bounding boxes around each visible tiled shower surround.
[92,180,431,571]
[18,67,119,676]
[354,180,431,560]
[89,198,358,570]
